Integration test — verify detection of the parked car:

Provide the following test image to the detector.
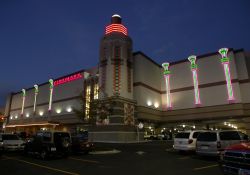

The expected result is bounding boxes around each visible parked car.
[0,136,3,156]
[196,130,248,156]
[220,141,250,175]
[144,134,158,140]
[0,133,25,151]
[173,130,204,151]
[24,131,71,159]
[71,135,94,154]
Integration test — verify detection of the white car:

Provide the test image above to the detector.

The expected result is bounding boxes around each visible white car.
[0,133,25,151]
[173,130,204,151]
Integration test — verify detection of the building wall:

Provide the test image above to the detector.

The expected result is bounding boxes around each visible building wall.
[134,50,249,112]
[133,53,162,109]
[8,71,85,121]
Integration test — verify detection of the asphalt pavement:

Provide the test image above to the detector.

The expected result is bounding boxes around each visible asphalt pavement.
[0,141,222,175]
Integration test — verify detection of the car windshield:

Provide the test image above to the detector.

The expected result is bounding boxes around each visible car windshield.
[197,132,217,142]
[192,132,201,138]
[219,131,241,140]
[175,132,190,139]
[2,134,19,140]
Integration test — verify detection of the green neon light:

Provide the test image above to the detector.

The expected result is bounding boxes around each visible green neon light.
[162,63,171,75]
[22,89,26,97]
[188,55,198,70]
[49,79,54,89]
[220,57,230,63]
[34,84,39,93]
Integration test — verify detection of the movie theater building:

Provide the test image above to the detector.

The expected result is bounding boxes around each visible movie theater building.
[4,14,250,141]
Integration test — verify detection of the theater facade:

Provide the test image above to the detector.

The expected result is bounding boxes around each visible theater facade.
[4,14,250,141]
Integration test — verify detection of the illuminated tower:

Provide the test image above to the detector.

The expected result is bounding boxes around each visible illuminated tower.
[99,14,133,99]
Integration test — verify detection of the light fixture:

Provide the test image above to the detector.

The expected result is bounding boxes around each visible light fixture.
[182,124,185,128]
[39,111,44,116]
[149,126,152,130]
[15,115,18,119]
[66,107,72,112]
[56,109,61,114]
[193,125,196,129]
[154,102,159,108]
[26,113,30,117]
[147,100,152,106]
[10,116,13,120]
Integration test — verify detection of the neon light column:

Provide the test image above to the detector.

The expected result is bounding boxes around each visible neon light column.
[162,62,172,110]
[188,55,201,106]
[33,84,39,114]
[48,79,54,111]
[21,89,26,116]
[218,48,235,102]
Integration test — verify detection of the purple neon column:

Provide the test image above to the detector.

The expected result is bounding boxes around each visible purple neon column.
[162,62,172,110]
[48,79,54,111]
[21,89,26,116]
[188,55,201,106]
[218,48,235,103]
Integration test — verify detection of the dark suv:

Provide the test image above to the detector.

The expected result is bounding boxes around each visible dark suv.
[24,131,71,159]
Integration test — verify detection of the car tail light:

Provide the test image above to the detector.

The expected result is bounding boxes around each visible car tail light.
[217,141,221,148]
[188,139,193,144]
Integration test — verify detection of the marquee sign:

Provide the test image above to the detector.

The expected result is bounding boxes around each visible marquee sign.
[54,73,83,86]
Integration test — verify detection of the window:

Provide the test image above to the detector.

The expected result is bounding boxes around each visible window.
[42,132,52,142]
[197,132,217,142]
[175,132,190,139]
[94,83,99,99]
[192,132,201,138]
[85,85,91,119]
[2,134,19,140]
[219,131,241,140]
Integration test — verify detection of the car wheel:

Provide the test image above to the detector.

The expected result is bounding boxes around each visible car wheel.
[40,150,48,160]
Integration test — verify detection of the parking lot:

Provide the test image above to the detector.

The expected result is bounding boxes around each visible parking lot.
[0,141,222,175]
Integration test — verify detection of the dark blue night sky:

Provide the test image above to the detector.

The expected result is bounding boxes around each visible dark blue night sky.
[0,0,250,106]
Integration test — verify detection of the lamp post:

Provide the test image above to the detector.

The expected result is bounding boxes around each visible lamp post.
[218,48,235,103]
[188,55,201,106]
[162,62,172,110]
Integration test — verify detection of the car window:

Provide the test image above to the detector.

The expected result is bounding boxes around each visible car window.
[197,132,217,142]
[219,131,241,140]
[43,132,52,142]
[2,134,19,140]
[192,132,201,138]
[175,132,190,139]
[238,132,249,140]
[54,132,70,139]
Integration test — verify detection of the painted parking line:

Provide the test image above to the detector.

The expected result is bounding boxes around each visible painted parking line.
[193,164,218,171]
[4,156,80,175]
[69,157,100,164]
[165,148,173,151]
[89,149,121,155]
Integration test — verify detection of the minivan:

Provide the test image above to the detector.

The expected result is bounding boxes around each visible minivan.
[173,130,204,151]
[196,130,248,156]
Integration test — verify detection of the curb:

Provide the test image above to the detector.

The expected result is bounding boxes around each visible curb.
[89,149,121,155]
